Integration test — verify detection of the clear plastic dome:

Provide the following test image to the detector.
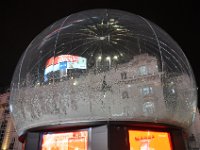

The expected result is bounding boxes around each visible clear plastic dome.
[9,9,197,136]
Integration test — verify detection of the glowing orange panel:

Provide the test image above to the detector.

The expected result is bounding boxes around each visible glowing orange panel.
[129,130,172,150]
[41,130,88,150]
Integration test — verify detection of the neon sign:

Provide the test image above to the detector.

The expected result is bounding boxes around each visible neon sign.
[44,54,87,81]
[129,130,172,150]
[41,130,88,150]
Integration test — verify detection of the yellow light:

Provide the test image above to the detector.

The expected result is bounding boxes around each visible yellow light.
[1,120,12,150]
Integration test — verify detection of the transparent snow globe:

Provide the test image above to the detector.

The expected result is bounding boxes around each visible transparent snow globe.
[9,9,197,136]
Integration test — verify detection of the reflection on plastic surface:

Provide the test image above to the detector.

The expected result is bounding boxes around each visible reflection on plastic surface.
[41,131,88,150]
[45,55,86,69]
[129,130,172,150]
[44,55,87,81]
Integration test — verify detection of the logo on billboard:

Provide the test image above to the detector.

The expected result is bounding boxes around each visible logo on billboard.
[41,131,88,150]
[129,130,172,150]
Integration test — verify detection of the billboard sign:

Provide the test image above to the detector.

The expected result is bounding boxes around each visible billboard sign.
[41,130,88,150]
[129,130,172,150]
[44,54,87,81]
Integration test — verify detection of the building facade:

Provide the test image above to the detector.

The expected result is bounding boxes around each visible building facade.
[0,92,21,150]
[10,53,196,135]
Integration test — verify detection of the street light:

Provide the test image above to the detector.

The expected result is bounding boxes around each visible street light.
[98,56,102,60]
[106,56,111,68]
[113,55,118,60]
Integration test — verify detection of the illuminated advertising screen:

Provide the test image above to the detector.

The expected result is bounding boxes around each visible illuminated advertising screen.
[41,130,88,150]
[44,54,87,81]
[45,55,87,70]
[129,130,172,150]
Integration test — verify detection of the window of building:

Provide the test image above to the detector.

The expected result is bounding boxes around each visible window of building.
[1,120,7,129]
[9,137,15,149]
[122,91,129,99]
[0,130,5,138]
[121,72,127,80]
[140,86,153,96]
[0,132,5,145]
[96,60,102,67]
[143,102,155,115]
[138,65,148,76]
[4,108,9,115]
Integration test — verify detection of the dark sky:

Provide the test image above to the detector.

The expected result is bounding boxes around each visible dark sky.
[0,0,199,107]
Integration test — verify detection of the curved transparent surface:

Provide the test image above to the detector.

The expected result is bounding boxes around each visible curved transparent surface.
[9,9,197,136]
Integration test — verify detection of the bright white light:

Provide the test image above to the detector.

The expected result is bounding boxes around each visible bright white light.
[116,28,123,31]
[106,56,111,60]
[98,56,102,60]
[109,18,115,22]
[73,81,77,86]
[113,25,119,28]
[9,105,13,112]
[112,41,117,44]
[99,36,106,40]
[113,55,118,60]
[104,94,106,98]
[171,89,175,94]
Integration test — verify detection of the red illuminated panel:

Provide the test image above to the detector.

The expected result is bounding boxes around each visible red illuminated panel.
[45,57,54,68]
[129,130,172,150]
[41,130,88,150]
[68,137,86,150]
[45,55,79,67]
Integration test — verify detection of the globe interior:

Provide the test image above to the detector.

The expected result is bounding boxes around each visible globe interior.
[9,9,197,136]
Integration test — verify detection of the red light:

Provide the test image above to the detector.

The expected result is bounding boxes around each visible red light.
[45,55,79,67]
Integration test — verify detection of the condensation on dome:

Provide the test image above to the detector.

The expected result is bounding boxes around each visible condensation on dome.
[9,9,197,136]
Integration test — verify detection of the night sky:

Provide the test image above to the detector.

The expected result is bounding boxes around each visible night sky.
[0,0,199,107]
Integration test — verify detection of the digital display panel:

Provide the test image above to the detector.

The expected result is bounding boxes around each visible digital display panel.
[41,130,88,150]
[44,54,87,81]
[129,130,172,150]
[45,55,87,70]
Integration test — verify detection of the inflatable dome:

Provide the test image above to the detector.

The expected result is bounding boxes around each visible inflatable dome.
[9,9,197,136]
